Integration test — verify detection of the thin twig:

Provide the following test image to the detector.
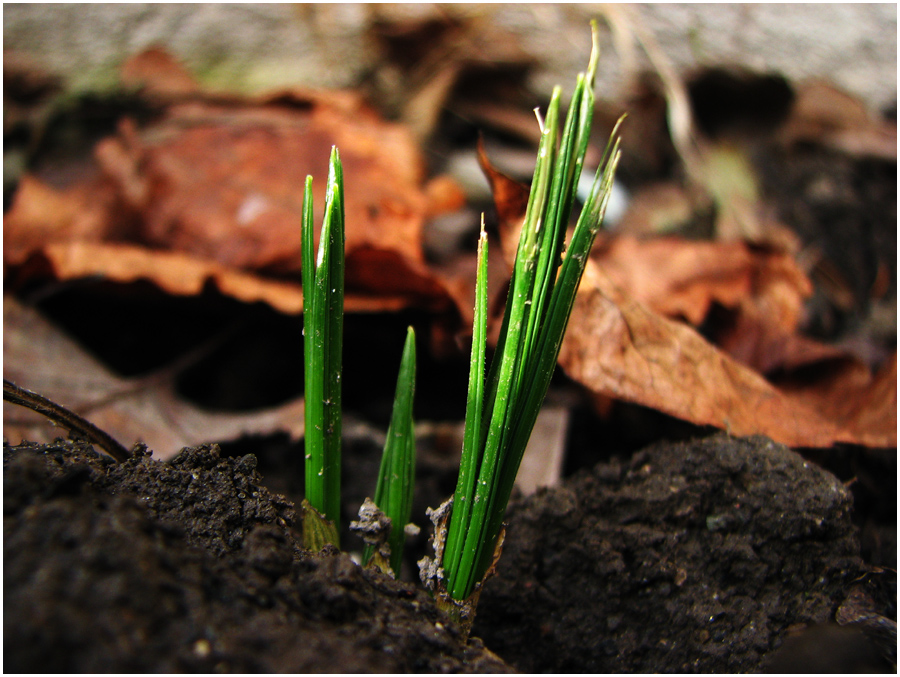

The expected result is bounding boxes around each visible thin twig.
[3,379,131,462]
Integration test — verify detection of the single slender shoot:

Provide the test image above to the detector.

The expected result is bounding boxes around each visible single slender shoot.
[441,21,623,602]
[302,146,345,547]
[362,326,418,575]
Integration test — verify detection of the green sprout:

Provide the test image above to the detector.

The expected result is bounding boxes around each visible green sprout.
[361,326,417,575]
[441,22,623,602]
[301,146,345,548]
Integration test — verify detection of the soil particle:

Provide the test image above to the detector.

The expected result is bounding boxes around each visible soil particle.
[3,438,512,673]
[472,433,876,672]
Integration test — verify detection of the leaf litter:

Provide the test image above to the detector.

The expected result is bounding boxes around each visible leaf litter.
[4,34,895,462]
[483,148,894,448]
[3,296,305,459]
[4,47,463,318]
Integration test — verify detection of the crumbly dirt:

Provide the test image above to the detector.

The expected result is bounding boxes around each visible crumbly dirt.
[5,432,894,673]
[472,434,893,672]
[3,438,512,673]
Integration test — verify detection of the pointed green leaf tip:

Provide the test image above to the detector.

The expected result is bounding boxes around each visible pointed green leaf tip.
[302,146,345,546]
[364,326,417,575]
[442,27,623,601]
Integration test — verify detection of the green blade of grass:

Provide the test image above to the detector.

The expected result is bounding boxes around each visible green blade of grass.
[477,132,623,577]
[322,147,345,534]
[302,174,324,514]
[302,147,345,545]
[445,93,562,601]
[364,326,417,575]
[441,22,623,601]
[443,223,489,585]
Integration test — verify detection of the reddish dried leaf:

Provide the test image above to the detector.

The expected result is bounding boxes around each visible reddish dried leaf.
[96,98,429,274]
[776,353,897,448]
[592,235,812,329]
[559,262,894,447]
[779,80,897,160]
[477,138,530,232]
[590,235,833,378]
[11,241,413,315]
[4,175,120,264]
[484,151,895,448]
[5,73,463,318]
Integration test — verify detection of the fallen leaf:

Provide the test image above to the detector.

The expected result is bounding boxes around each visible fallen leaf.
[559,262,894,447]
[3,295,305,459]
[775,353,897,448]
[120,46,200,98]
[98,98,430,274]
[8,240,411,315]
[4,52,465,320]
[591,235,811,330]
[3,174,120,264]
[779,80,897,160]
[485,149,895,448]
[367,9,535,141]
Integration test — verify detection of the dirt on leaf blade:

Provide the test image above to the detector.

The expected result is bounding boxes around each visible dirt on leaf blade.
[472,433,883,673]
[3,439,512,673]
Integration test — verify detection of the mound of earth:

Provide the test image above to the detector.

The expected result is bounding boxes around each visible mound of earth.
[3,439,511,673]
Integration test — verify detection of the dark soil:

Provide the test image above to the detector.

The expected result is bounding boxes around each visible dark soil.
[473,434,894,672]
[5,432,894,672]
[3,438,511,673]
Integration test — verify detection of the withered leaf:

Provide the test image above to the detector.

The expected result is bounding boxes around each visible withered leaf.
[779,80,897,160]
[559,262,894,447]
[3,296,305,460]
[5,53,463,319]
[484,149,895,448]
[591,235,811,329]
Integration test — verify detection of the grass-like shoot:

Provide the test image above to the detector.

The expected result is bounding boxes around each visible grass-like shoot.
[362,326,417,575]
[441,22,623,602]
[301,146,345,547]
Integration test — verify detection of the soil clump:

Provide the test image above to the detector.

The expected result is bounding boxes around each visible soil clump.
[473,434,892,672]
[5,432,893,672]
[3,438,511,673]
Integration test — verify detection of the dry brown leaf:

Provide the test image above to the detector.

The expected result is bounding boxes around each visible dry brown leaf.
[558,262,894,447]
[3,295,305,459]
[484,150,895,448]
[3,175,120,264]
[775,353,897,449]
[97,99,429,274]
[9,240,413,314]
[5,55,464,319]
[779,80,897,160]
[592,235,811,329]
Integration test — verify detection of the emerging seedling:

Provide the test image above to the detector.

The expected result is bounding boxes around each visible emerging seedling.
[359,326,417,576]
[301,146,345,548]
[438,22,623,605]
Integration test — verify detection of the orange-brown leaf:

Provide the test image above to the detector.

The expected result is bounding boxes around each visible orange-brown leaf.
[483,147,895,448]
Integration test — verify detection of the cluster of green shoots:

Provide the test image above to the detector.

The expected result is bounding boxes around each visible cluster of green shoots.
[300,24,621,603]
